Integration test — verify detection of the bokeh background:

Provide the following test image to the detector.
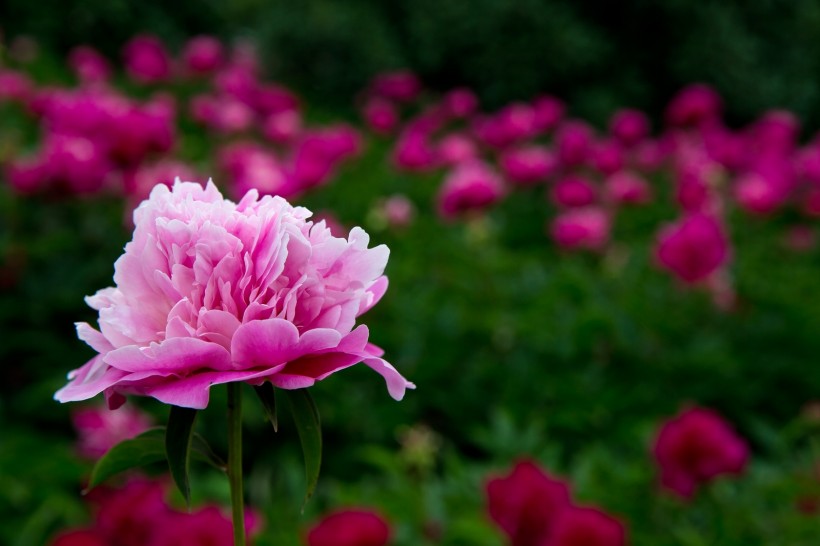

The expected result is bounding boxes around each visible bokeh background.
[1,1,820,545]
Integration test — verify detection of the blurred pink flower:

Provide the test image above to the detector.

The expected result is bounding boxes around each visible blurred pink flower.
[381,195,415,228]
[94,478,172,546]
[442,87,478,118]
[371,70,422,103]
[68,46,111,83]
[363,97,400,135]
[307,509,391,546]
[733,172,787,215]
[50,530,106,546]
[531,95,565,133]
[609,108,649,147]
[262,109,303,144]
[473,103,536,149]
[393,129,439,172]
[438,160,505,219]
[604,171,651,205]
[289,125,363,189]
[655,213,729,284]
[551,175,597,208]
[543,506,626,546]
[485,460,572,546]
[437,133,478,166]
[55,181,413,409]
[149,506,252,546]
[72,404,153,459]
[122,159,199,209]
[499,145,557,186]
[653,406,749,498]
[220,142,294,199]
[550,207,610,251]
[181,36,225,75]
[123,34,172,84]
[556,121,594,168]
[0,69,33,103]
[591,140,625,175]
[665,84,722,127]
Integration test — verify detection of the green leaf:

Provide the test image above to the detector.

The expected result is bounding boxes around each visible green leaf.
[254,382,278,432]
[165,405,198,507]
[85,428,166,492]
[191,433,227,471]
[283,389,322,508]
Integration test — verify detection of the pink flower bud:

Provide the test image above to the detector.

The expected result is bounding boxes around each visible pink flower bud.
[665,84,722,127]
[68,46,111,83]
[363,97,399,135]
[123,34,172,83]
[181,35,225,75]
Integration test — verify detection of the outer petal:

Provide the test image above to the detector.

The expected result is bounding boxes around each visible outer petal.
[54,356,129,402]
[363,356,415,401]
[104,337,233,373]
[231,318,301,370]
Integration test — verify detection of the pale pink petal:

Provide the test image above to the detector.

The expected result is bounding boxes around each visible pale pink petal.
[230,318,300,369]
[104,337,233,373]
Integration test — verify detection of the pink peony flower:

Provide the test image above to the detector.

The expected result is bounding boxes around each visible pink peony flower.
[531,95,565,133]
[485,460,572,546]
[93,478,172,546]
[604,171,651,205]
[380,194,415,228]
[123,35,172,84]
[655,213,729,284]
[148,506,245,546]
[181,36,225,75]
[393,129,439,172]
[0,69,33,103]
[437,160,505,219]
[473,103,536,149]
[288,125,363,190]
[499,145,557,186]
[262,109,303,144]
[72,404,153,459]
[442,87,479,118]
[556,121,594,168]
[543,506,626,546]
[591,140,625,175]
[609,108,649,147]
[551,175,597,208]
[219,142,295,199]
[733,172,787,215]
[306,508,391,546]
[437,133,478,165]
[68,46,112,83]
[653,406,749,498]
[54,181,413,409]
[665,84,722,127]
[550,207,610,251]
[370,70,422,103]
[363,97,400,135]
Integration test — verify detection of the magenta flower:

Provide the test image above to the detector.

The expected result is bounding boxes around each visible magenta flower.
[436,133,478,166]
[123,34,172,84]
[362,97,400,135]
[0,69,33,103]
[50,530,106,546]
[370,70,422,103]
[604,171,651,205]
[665,84,722,127]
[68,46,111,83]
[543,506,626,546]
[442,87,479,118]
[473,103,536,149]
[609,108,649,147]
[438,160,505,219]
[380,195,415,228]
[262,109,303,145]
[306,509,391,546]
[485,460,572,546]
[655,213,729,284]
[72,403,153,459]
[733,172,787,215]
[653,406,749,498]
[591,140,625,176]
[219,142,295,199]
[499,145,557,186]
[55,181,413,409]
[393,129,439,172]
[556,121,593,168]
[531,95,565,133]
[551,175,597,208]
[182,36,225,75]
[550,207,610,251]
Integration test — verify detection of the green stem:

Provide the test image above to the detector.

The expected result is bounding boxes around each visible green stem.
[228,383,246,546]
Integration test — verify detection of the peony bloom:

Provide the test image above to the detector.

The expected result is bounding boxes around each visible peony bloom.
[550,175,597,208]
[362,97,400,135]
[123,35,172,84]
[50,530,106,546]
[655,213,729,284]
[556,121,594,168]
[72,404,153,459]
[550,207,610,251]
[485,460,572,546]
[149,506,248,546]
[499,145,557,186]
[393,129,439,172]
[604,171,651,205]
[437,133,478,166]
[531,95,565,133]
[380,194,415,228]
[442,87,479,118]
[370,70,422,103]
[0,69,33,103]
[306,508,391,546]
[262,109,303,144]
[438,160,505,219]
[55,181,413,410]
[591,140,625,175]
[181,36,225,75]
[665,84,722,127]
[219,142,295,199]
[609,108,650,147]
[68,46,112,83]
[653,406,749,498]
[543,506,626,546]
[473,103,536,149]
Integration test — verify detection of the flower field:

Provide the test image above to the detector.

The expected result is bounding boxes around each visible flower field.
[1,26,819,546]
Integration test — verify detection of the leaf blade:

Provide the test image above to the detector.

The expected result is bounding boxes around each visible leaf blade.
[165,406,198,507]
[85,428,166,492]
[254,382,278,432]
[283,389,322,508]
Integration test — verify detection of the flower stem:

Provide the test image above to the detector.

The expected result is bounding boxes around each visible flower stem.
[228,383,246,546]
